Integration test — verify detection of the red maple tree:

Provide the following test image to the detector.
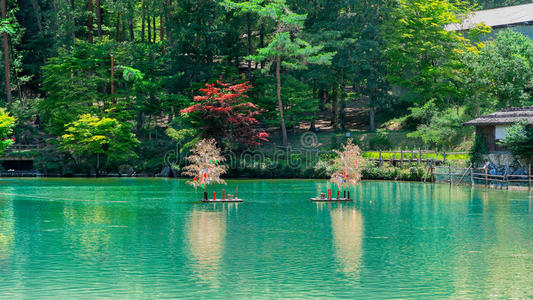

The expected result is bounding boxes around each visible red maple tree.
[181,81,269,146]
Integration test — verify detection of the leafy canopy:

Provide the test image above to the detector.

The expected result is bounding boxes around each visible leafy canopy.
[181,81,269,147]
[60,114,139,163]
[498,121,533,160]
[0,109,15,155]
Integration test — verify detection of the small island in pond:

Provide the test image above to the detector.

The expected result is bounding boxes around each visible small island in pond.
[182,139,242,203]
[311,139,363,202]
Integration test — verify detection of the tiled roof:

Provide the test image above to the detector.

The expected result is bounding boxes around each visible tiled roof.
[446,3,533,31]
[463,106,533,126]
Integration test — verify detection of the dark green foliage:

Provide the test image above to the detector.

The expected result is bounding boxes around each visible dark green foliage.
[470,130,489,165]
[498,121,533,161]
[368,131,392,150]
[4,0,533,176]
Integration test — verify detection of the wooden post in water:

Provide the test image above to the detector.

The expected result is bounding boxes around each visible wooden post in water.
[504,167,509,190]
[485,167,488,188]
[470,166,473,186]
[527,164,531,191]
[449,164,452,185]
[430,159,436,182]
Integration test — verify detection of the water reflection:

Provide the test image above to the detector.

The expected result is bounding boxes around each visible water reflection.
[329,205,363,280]
[186,204,238,286]
[0,198,14,262]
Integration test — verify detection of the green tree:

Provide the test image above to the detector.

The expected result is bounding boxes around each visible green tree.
[223,0,335,146]
[384,0,476,108]
[60,114,139,173]
[498,121,533,161]
[0,108,15,154]
[463,30,533,116]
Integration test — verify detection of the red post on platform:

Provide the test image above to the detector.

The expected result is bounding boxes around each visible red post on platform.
[222,189,225,200]
[337,190,340,200]
[213,192,216,201]
[328,189,331,199]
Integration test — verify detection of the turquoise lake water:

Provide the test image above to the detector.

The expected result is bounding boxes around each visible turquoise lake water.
[0,178,532,298]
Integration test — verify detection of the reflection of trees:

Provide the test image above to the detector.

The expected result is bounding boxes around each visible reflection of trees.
[0,200,14,261]
[330,206,363,279]
[62,203,134,260]
[63,205,112,259]
[186,205,229,286]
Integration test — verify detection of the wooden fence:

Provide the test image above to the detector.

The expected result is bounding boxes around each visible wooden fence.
[434,163,532,190]
[1,144,39,160]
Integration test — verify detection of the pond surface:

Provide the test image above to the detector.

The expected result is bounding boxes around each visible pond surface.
[0,178,532,298]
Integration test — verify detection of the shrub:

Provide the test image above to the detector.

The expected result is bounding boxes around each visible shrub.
[368,130,392,150]
[498,121,533,161]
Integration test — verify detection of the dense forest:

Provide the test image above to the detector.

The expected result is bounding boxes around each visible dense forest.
[0,0,532,175]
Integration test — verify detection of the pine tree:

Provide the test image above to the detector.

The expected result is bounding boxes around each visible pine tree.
[223,0,335,146]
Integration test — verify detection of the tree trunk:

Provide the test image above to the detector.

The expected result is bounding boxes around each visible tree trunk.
[340,83,346,132]
[30,0,43,32]
[160,13,165,54]
[166,0,171,42]
[1,0,12,107]
[110,54,115,103]
[136,111,143,135]
[369,95,376,131]
[87,0,94,43]
[159,13,164,41]
[147,15,151,43]
[141,0,145,42]
[246,13,252,80]
[153,16,156,42]
[66,0,76,43]
[276,56,288,147]
[259,25,265,69]
[116,12,121,41]
[331,87,339,130]
[96,0,102,37]
[129,16,134,41]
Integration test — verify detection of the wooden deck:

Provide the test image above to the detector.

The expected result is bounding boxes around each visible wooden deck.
[310,198,353,202]
[201,198,243,203]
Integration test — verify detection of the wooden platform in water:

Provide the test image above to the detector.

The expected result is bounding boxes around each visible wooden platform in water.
[310,198,353,202]
[201,198,243,203]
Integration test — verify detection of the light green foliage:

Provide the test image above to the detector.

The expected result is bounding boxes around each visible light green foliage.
[384,0,477,107]
[0,109,16,155]
[470,130,488,165]
[165,117,199,150]
[60,114,139,170]
[362,151,468,161]
[408,106,472,149]
[0,19,15,35]
[498,121,533,160]
[463,30,533,115]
